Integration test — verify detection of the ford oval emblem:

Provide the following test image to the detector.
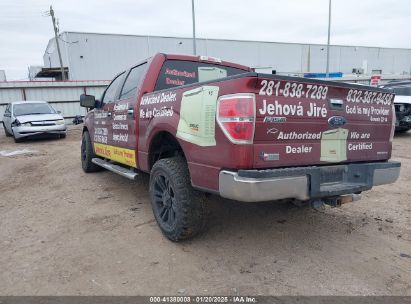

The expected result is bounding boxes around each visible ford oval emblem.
[328,116,347,127]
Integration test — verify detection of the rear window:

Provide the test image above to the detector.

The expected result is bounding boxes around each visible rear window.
[13,103,55,116]
[155,60,248,91]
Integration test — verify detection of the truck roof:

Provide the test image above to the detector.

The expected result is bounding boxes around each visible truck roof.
[163,53,252,72]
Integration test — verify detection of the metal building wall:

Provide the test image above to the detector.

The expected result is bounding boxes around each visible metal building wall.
[61,33,195,80]
[43,32,411,81]
[43,35,70,69]
[0,80,109,123]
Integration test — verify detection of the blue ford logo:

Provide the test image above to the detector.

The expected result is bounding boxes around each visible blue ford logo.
[328,116,347,127]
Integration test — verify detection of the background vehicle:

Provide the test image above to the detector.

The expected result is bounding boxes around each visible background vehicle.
[2,100,66,142]
[380,81,411,133]
[80,53,400,241]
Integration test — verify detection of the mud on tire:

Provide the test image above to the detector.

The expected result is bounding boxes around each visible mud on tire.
[149,156,207,241]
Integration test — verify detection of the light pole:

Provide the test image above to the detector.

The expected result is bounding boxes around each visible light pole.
[326,0,332,78]
[191,0,197,55]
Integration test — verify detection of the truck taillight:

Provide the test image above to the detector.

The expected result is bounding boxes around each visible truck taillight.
[217,93,256,144]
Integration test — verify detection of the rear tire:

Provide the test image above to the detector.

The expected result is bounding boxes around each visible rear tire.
[149,156,207,241]
[3,123,12,137]
[81,131,102,172]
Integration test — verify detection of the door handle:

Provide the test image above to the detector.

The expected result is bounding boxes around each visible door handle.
[330,99,343,105]
[329,98,344,110]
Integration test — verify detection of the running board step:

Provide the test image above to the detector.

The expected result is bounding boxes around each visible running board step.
[92,158,138,180]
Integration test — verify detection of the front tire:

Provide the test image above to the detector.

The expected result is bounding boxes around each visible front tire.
[3,123,12,137]
[149,156,207,241]
[81,131,102,172]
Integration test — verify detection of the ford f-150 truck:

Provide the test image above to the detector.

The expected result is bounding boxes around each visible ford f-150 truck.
[80,53,400,241]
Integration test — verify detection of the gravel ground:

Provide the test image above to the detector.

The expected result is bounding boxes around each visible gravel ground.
[0,125,410,295]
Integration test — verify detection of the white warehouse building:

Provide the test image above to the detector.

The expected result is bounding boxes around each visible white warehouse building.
[35,31,411,81]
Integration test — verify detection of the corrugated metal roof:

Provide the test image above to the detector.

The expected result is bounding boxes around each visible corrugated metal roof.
[61,31,411,51]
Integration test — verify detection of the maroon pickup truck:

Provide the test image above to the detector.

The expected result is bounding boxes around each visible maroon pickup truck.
[80,53,400,241]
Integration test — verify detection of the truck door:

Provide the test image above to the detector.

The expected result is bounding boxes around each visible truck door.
[92,72,124,161]
[109,63,147,168]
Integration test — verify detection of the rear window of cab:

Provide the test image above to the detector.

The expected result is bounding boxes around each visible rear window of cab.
[154,60,248,91]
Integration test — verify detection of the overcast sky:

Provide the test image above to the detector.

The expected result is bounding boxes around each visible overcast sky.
[1,0,410,80]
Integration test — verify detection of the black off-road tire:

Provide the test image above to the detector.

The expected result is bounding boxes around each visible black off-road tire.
[3,123,12,137]
[149,156,207,241]
[60,133,67,139]
[81,131,102,172]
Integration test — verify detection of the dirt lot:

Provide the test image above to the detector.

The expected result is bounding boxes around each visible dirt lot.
[0,125,410,296]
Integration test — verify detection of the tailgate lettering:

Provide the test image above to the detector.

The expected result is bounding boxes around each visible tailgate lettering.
[286,145,313,154]
[348,143,373,151]
[259,80,329,100]
[259,99,303,116]
[346,89,394,105]
[259,99,327,118]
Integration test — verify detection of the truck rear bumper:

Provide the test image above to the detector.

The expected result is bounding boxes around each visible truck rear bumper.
[219,161,401,202]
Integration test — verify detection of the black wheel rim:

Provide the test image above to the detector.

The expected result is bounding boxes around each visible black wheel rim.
[153,174,177,228]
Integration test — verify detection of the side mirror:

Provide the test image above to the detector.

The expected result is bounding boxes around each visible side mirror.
[80,94,96,108]
[57,110,62,114]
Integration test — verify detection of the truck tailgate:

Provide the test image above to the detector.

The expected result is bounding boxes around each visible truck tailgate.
[253,75,395,168]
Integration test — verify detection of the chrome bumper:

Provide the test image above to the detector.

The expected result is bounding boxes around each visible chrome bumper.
[13,125,66,139]
[219,161,401,202]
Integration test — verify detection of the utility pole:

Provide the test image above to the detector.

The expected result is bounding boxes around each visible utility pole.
[325,0,332,78]
[49,5,66,80]
[191,0,197,55]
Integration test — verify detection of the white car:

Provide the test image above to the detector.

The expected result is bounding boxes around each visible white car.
[380,81,411,133]
[2,100,66,142]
